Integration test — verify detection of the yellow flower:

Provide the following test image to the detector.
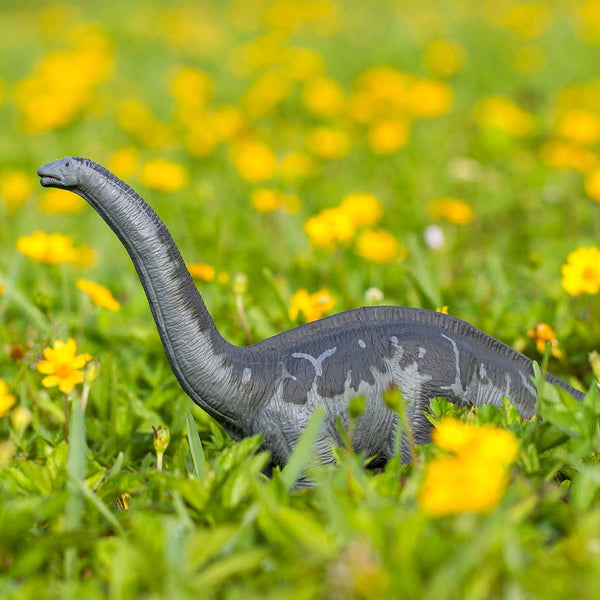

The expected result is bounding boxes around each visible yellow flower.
[436,306,449,314]
[14,34,113,133]
[187,263,216,282]
[555,109,600,146]
[428,197,474,225]
[108,146,140,179]
[541,141,598,174]
[527,323,562,358]
[474,96,534,137]
[367,120,410,155]
[307,126,351,160]
[304,207,356,248]
[36,338,92,394]
[117,98,173,149]
[585,169,600,201]
[169,66,213,113]
[210,105,244,142]
[40,189,85,214]
[302,76,346,119]
[250,188,300,214]
[140,159,189,192]
[0,170,33,212]
[419,418,519,516]
[0,379,16,418]
[289,288,336,323]
[339,193,383,227]
[355,229,403,264]
[17,231,78,264]
[561,246,600,296]
[0,282,4,295]
[230,138,277,183]
[242,70,292,118]
[423,40,465,78]
[502,3,551,40]
[76,279,121,312]
[406,79,454,118]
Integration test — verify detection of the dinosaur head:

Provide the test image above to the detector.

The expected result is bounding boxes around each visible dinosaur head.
[37,157,83,189]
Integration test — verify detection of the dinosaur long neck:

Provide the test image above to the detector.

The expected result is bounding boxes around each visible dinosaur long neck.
[74,158,245,432]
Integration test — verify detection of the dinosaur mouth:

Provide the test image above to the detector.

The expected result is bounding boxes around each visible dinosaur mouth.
[37,167,63,187]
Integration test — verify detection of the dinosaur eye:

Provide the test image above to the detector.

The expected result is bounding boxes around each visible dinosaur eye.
[65,161,71,167]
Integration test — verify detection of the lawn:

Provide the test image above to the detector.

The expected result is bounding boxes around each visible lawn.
[1,1,600,598]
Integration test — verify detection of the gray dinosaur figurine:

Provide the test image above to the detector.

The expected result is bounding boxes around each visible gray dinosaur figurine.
[38,157,584,467]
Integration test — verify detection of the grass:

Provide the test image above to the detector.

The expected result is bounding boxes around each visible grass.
[1,1,600,598]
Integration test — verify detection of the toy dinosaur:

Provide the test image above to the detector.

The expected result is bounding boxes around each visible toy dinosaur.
[38,157,584,466]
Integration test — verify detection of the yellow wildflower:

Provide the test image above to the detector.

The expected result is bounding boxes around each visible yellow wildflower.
[40,189,85,215]
[140,159,189,192]
[250,188,300,214]
[0,282,4,295]
[527,323,562,358]
[0,379,16,418]
[14,35,113,133]
[36,338,92,394]
[423,40,465,78]
[585,169,600,201]
[76,279,121,312]
[304,207,356,248]
[339,193,383,227]
[187,263,216,282]
[16,231,78,264]
[367,120,410,155]
[307,127,351,160]
[117,98,173,149]
[541,141,598,174]
[474,96,534,137]
[289,288,336,323]
[242,70,292,118]
[170,66,213,113]
[561,246,600,296]
[419,418,519,516]
[302,76,346,119]
[210,105,244,142]
[428,197,474,225]
[0,170,33,212]
[502,3,551,40]
[436,306,449,314]
[230,138,277,183]
[108,146,140,179]
[355,229,402,264]
[406,79,454,118]
[555,109,600,146]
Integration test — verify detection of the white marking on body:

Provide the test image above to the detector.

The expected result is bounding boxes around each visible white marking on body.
[418,347,426,358]
[504,374,512,397]
[519,371,537,396]
[390,336,398,345]
[479,363,487,380]
[440,334,464,395]
[242,367,251,384]
[291,347,337,377]
[358,339,366,348]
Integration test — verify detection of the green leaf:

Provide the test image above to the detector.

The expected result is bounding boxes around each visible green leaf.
[186,412,206,480]
[281,407,325,491]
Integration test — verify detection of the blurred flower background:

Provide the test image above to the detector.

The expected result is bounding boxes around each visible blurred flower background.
[2,1,600,597]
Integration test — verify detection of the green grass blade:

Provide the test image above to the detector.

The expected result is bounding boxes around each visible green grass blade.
[186,412,206,479]
[65,396,86,579]
[281,407,325,491]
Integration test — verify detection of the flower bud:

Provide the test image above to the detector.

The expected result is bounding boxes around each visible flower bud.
[83,357,101,385]
[364,287,384,305]
[348,395,366,420]
[11,406,32,434]
[232,272,248,295]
